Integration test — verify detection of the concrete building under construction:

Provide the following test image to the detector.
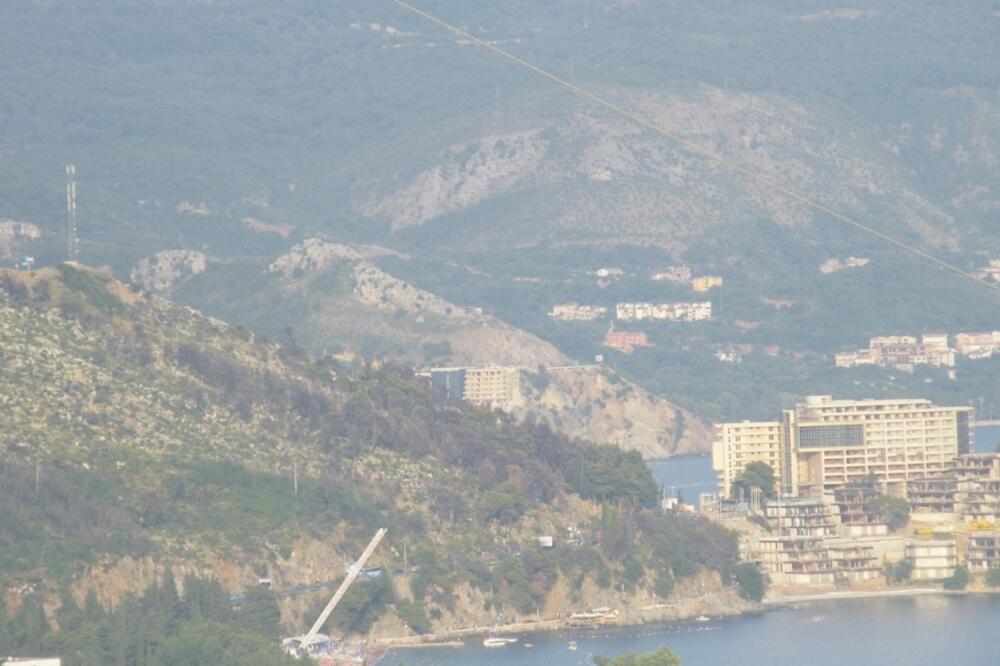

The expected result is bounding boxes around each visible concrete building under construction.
[967,531,1000,571]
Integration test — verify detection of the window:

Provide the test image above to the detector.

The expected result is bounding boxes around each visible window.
[798,424,864,449]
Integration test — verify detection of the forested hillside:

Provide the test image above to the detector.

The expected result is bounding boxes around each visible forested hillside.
[0,264,748,661]
[2,1,996,422]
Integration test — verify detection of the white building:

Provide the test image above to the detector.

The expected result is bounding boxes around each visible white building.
[616,301,711,322]
[548,303,608,321]
[905,539,957,580]
[713,395,972,497]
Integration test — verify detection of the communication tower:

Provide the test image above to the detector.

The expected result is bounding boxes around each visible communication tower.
[65,164,78,260]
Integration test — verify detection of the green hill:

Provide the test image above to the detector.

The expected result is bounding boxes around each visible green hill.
[2,2,998,423]
[0,263,748,661]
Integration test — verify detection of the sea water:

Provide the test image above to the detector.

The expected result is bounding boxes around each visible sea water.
[390,426,1000,665]
[389,595,1000,665]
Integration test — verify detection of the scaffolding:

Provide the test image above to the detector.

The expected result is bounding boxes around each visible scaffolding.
[967,531,1000,571]
[764,497,839,537]
[906,477,958,513]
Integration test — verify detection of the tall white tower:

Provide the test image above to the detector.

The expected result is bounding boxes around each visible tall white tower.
[65,164,78,261]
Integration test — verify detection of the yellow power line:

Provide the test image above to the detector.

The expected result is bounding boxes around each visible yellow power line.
[389,0,1000,296]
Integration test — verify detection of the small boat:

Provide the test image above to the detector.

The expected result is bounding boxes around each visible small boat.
[483,637,518,648]
[694,615,711,622]
[568,641,578,651]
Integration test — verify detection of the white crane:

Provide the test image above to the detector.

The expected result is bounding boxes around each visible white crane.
[281,528,387,658]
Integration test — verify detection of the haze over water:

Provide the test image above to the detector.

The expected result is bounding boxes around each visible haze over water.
[391,595,1000,665]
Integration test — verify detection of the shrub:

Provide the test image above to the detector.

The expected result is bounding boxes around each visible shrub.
[864,495,910,532]
[734,562,766,602]
[943,565,969,590]
[885,558,913,584]
[595,646,682,666]
[396,599,432,634]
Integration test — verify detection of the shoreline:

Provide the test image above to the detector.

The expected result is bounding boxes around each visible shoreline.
[372,596,754,650]
[766,586,1000,606]
[376,586,1000,651]
[763,587,959,605]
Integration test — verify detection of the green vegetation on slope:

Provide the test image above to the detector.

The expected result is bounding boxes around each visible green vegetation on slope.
[0,264,749,654]
[0,575,302,666]
[596,646,682,666]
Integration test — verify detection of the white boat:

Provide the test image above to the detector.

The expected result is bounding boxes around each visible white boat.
[568,641,578,651]
[694,615,711,622]
[483,637,518,647]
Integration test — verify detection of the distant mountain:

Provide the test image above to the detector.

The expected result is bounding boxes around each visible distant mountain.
[355,86,996,257]
[2,0,998,424]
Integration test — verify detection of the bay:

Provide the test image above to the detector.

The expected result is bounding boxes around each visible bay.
[974,425,1000,453]
[388,595,999,665]
[390,426,1000,664]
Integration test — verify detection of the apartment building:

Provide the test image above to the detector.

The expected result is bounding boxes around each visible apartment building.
[691,275,723,293]
[831,486,888,536]
[967,532,1000,571]
[905,539,957,580]
[955,331,1000,359]
[549,302,607,321]
[713,395,972,497]
[963,479,1000,524]
[650,265,691,284]
[835,334,955,369]
[764,497,839,537]
[603,330,651,354]
[756,536,835,585]
[430,366,521,409]
[615,301,711,322]
[907,477,959,513]
[712,420,785,500]
[754,534,878,585]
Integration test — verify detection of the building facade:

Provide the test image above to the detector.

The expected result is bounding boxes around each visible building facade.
[712,420,785,500]
[548,302,607,321]
[603,330,651,354]
[905,539,957,580]
[615,301,711,322]
[835,334,956,369]
[712,395,972,497]
[430,366,521,409]
[967,532,1000,571]
[691,275,724,293]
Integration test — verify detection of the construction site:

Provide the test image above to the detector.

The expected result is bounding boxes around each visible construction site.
[702,450,1000,593]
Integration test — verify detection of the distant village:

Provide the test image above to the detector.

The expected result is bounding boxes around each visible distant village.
[546,265,719,354]
[836,331,1000,371]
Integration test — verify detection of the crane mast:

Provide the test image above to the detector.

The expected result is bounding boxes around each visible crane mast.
[294,528,387,653]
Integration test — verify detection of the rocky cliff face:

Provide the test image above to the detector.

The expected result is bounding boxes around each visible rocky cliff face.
[264,238,569,368]
[355,86,968,252]
[131,249,209,293]
[515,366,711,458]
[133,239,711,457]
[0,219,41,260]
[358,130,551,232]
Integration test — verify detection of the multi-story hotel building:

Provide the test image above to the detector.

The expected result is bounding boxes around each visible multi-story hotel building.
[430,365,521,409]
[713,395,972,497]
[712,420,784,500]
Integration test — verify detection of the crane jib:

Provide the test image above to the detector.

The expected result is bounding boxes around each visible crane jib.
[301,528,388,646]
